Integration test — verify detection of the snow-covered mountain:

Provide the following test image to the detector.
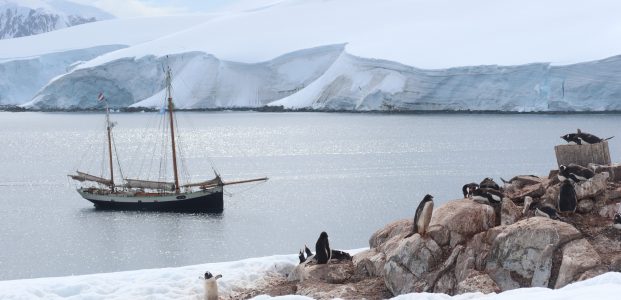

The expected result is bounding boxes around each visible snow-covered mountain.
[2,0,621,111]
[0,0,113,39]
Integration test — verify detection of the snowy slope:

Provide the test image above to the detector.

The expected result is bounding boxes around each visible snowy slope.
[0,0,114,39]
[0,252,619,299]
[3,0,621,110]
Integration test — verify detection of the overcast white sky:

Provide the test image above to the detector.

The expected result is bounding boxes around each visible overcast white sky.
[72,0,237,17]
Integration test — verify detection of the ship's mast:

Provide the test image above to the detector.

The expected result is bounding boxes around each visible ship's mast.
[105,101,115,191]
[166,67,181,193]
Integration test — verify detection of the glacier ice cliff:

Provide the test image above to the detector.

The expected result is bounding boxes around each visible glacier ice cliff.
[0,45,124,105]
[13,45,621,111]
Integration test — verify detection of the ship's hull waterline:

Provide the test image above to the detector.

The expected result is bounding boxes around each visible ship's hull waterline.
[78,187,224,212]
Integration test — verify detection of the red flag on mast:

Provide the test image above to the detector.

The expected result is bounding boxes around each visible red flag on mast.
[98,92,105,102]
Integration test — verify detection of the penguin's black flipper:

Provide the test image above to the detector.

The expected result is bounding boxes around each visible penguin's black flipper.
[304,244,313,257]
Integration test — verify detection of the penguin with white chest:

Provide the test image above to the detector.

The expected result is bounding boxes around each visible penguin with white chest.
[558,179,577,213]
[407,194,434,238]
[614,204,621,230]
[614,212,621,230]
[202,271,222,300]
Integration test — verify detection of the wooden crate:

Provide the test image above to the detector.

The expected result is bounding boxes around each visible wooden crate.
[554,141,611,168]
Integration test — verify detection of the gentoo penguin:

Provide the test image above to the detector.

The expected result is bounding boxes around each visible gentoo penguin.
[536,204,560,220]
[330,249,352,260]
[479,177,500,191]
[462,183,479,198]
[411,194,434,237]
[203,271,222,300]
[471,188,503,205]
[561,133,583,145]
[315,231,331,264]
[304,244,313,257]
[558,179,577,213]
[576,129,614,144]
[614,212,621,230]
[298,249,306,264]
[559,164,595,182]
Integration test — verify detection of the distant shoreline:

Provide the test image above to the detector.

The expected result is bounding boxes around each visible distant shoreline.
[2,105,621,115]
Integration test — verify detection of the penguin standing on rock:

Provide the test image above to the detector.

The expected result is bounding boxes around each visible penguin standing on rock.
[614,212,621,230]
[202,271,222,300]
[406,194,434,238]
[304,245,313,258]
[315,231,331,264]
[298,249,306,263]
[558,179,577,213]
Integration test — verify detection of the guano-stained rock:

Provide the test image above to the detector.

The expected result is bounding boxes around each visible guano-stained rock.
[353,248,386,277]
[383,234,442,295]
[456,272,501,294]
[485,217,582,290]
[428,199,496,247]
[555,239,602,289]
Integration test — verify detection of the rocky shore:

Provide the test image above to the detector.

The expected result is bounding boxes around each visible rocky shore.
[230,165,621,299]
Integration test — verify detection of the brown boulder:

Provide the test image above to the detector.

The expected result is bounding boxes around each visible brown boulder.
[501,198,522,225]
[383,234,442,295]
[485,217,582,290]
[456,271,501,294]
[353,248,385,277]
[369,219,411,248]
[574,172,609,200]
[427,199,496,247]
[555,239,602,288]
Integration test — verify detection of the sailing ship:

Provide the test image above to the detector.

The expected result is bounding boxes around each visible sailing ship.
[68,67,267,212]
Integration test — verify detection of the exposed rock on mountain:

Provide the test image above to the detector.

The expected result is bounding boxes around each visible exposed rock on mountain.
[0,0,113,39]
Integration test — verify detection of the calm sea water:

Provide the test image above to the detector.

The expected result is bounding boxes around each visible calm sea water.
[0,112,619,280]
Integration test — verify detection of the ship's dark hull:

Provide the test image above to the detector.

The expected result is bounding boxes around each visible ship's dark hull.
[84,191,224,213]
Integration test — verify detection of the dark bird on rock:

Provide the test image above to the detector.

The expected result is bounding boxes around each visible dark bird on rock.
[480,177,500,191]
[298,249,306,264]
[614,213,621,230]
[462,183,479,198]
[315,231,331,264]
[558,179,577,213]
[471,188,503,205]
[304,244,313,257]
[558,164,595,182]
[407,194,434,238]
[330,249,352,260]
[536,204,560,220]
[576,129,614,144]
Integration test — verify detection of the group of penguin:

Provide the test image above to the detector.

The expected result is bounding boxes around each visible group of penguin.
[297,231,352,264]
[408,165,621,238]
[201,128,620,299]
[200,231,352,300]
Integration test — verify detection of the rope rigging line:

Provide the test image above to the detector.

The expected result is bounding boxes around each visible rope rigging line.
[111,130,125,184]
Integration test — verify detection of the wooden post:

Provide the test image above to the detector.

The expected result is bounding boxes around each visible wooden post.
[554,141,611,168]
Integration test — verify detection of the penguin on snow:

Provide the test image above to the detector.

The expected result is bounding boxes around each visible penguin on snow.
[202,271,222,300]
